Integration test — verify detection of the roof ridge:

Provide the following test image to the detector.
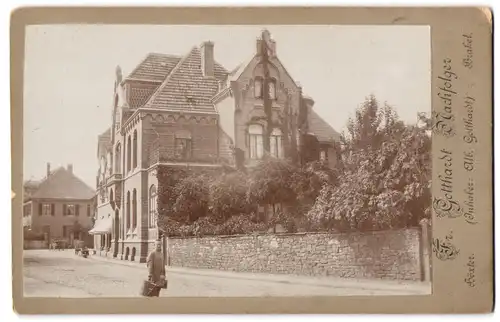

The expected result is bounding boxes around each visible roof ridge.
[143,46,199,108]
[30,166,95,199]
[124,53,151,82]
[148,52,182,58]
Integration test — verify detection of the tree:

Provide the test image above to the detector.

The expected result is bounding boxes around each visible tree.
[208,171,251,223]
[246,157,298,218]
[173,173,211,224]
[307,96,431,232]
[156,166,189,231]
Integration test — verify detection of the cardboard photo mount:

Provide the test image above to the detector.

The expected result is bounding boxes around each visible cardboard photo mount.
[10,6,494,314]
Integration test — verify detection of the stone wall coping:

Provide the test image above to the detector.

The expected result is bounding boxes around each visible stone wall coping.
[167,227,421,240]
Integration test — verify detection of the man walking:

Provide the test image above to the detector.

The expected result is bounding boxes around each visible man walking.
[146,239,166,297]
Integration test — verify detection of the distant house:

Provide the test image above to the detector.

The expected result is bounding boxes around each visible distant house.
[23,163,95,247]
[94,29,341,263]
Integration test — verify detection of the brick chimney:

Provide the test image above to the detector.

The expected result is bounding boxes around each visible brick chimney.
[67,164,73,174]
[256,30,276,57]
[46,163,51,177]
[201,41,214,77]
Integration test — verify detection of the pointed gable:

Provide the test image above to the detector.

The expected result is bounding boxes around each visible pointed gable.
[144,47,228,113]
[30,167,95,200]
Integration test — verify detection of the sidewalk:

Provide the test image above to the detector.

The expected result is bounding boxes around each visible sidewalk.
[86,252,431,294]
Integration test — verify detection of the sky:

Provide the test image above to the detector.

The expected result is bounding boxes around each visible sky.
[23,25,431,187]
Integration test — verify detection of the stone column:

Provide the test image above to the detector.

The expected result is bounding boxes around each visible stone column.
[419,218,431,282]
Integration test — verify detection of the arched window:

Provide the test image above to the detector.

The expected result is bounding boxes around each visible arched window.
[254,77,263,98]
[269,78,277,100]
[126,136,131,173]
[126,191,130,229]
[270,128,284,159]
[132,130,138,169]
[149,185,157,228]
[109,188,114,203]
[115,143,121,173]
[248,124,264,160]
[132,189,137,229]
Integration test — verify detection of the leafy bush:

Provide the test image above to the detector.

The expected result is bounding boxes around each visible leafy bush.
[306,96,431,232]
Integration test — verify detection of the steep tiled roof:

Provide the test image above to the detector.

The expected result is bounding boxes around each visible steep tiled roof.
[126,53,182,82]
[308,110,341,143]
[144,47,228,113]
[29,167,95,200]
[128,85,157,108]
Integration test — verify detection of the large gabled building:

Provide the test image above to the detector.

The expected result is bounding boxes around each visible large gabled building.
[93,30,340,263]
[23,163,95,247]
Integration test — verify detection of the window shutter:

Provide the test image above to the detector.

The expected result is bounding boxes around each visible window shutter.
[38,203,42,216]
[76,204,80,216]
[63,204,67,216]
[51,204,55,216]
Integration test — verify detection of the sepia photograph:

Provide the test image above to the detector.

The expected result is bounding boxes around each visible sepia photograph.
[21,24,433,299]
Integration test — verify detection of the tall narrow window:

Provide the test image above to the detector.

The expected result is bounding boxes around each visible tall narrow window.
[75,204,80,216]
[248,124,264,160]
[132,189,137,229]
[270,128,284,158]
[254,77,263,98]
[126,136,131,173]
[149,185,157,228]
[269,78,277,100]
[127,136,131,172]
[132,130,138,169]
[174,130,192,160]
[87,204,91,217]
[320,149,327,161]
[126,191,131,229]
[115,143,122,173]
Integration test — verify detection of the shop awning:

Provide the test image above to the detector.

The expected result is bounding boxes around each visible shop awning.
[88,218,112,235]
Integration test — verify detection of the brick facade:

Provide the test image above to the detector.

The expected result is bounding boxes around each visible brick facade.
[92,30,341,264]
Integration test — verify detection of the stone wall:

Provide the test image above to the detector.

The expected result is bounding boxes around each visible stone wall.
[24,240,48,249]
[167,228,426,281]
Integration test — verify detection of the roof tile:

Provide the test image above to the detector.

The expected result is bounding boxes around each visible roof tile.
[145,47,227,113]
[308,110,341,143]
[127,53,181,82]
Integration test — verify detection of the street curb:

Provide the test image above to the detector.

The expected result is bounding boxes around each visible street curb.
[86,253,431,294]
